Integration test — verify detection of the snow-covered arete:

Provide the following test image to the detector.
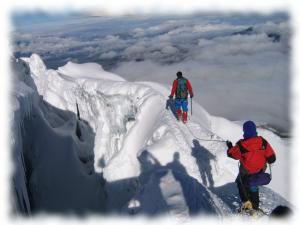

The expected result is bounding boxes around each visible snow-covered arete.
[11,54,290,220]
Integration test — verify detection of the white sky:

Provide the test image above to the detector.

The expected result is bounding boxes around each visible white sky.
[1,0,299,225]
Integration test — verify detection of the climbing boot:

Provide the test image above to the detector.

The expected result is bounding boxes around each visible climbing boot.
[183,112,188,123]
[241,200,253,211]
[176,109,182,121]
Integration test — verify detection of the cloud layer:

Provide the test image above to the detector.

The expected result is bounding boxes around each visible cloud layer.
[11,12,290,133]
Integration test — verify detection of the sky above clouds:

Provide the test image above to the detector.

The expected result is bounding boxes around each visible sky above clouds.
[11,12,290,133]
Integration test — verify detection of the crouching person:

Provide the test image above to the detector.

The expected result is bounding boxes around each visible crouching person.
[226,121,276,212]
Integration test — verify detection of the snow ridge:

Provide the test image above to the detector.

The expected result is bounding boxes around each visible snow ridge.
[12,54,290,219]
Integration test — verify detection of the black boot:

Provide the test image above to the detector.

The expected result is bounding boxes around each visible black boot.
[236,176,249,203]
[249,190,259,210]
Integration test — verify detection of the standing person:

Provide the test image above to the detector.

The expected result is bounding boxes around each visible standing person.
[169,71,193,123]
[226,121,276,212]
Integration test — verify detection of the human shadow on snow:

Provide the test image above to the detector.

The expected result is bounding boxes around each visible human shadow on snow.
[165,99,177,119]
[191,139,216,188]
[165,152,218,216]
[121,151,218,216]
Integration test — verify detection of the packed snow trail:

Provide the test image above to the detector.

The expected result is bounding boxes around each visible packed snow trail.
[12,54,291,219]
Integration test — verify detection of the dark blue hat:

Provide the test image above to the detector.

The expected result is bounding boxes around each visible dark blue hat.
[243,120,257,139]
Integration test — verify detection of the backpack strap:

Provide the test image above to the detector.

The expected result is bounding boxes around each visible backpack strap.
[261,137,268,150]
[238,137,268,154]
[237,141,249,154]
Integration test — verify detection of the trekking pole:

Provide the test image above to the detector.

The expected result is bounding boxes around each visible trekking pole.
[190,97,193,116]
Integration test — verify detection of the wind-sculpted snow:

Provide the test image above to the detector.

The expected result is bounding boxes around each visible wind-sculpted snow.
[11,57,106,214]
[22,54,145,174]
[58,61,125,81]
[11,57,41,214]
[11,81,36,214]
[12,53,291,219]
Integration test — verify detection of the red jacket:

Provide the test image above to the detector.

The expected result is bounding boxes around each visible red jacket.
[170,78,193,98]
[227,136,276,174]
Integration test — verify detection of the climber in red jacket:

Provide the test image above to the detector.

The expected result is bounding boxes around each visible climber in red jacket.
[169,71,193,123]
[226,120,276,212]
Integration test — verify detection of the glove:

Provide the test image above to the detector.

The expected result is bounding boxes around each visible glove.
[169,95,173,99]
[190,93,194,98]
[226,140,233,149]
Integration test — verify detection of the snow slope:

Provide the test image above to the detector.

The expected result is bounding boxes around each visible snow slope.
[11,53,290,220]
